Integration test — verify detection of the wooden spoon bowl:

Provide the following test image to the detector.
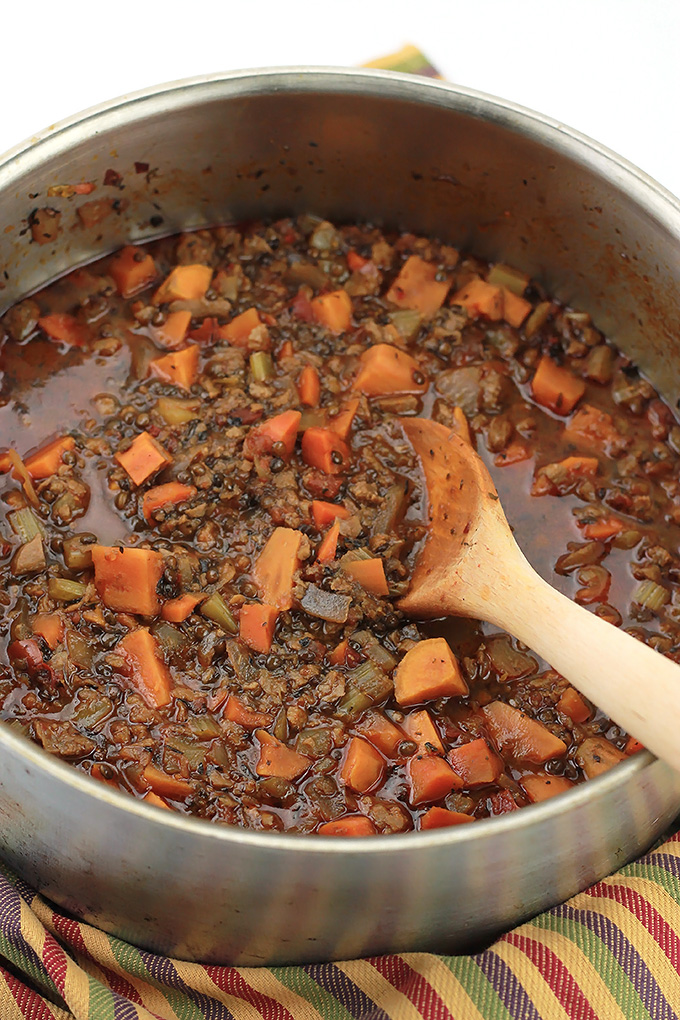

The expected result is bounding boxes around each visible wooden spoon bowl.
[398,417,680,772]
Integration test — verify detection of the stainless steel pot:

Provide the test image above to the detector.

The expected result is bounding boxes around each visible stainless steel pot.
[1,68,679,966]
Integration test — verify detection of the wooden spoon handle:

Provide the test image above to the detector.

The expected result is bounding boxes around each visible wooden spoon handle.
[476,549,680,771]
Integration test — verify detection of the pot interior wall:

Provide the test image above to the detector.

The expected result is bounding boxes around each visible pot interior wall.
[2,71,679,402]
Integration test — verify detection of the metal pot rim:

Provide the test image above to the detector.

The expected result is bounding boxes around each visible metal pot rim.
[0,64,669,854]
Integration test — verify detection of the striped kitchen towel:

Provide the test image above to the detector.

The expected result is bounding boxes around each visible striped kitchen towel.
[1,827,680,1019]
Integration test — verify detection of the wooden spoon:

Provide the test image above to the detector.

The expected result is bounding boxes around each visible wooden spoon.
[397,416,680,771]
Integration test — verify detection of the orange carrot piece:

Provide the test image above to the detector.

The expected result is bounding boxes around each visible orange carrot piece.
[118,628,172,708]
[278,339,294,360]
[329,398,360,441]
[298,365,321,406]
[356,711,404,758]
[253,527,304,610]
[451,279,503,321]
[224,697,273,729]
[24,436,75,479]
[311,500,350,529]
[353,344,428,397]
[150,345,200,392]
[519,772,575,803]
[243,410,301,463]
[142,482,196,522]
[558,456,600,478]
[343,557,389,596]
[301,427,351,474]
[254,729,311,780]
[625,736,645,755]
[90,762,119,788]
[327,638,349,666]
[494,441,531,467]
[142,791,172,810]
[580,517,623,542]
[318,815,376,836]
[38,313,89,347]
[153,264,212,304]
[401,709,444,754]
[92,545,164,616]
[142,764,192,800]
[407,754,463,806]
[153,309,192,349]
[220,307,265,347]
[340,736,386,793]
[115,431,172,486]
[310,290,352,333]
[448,738,504,787]
[32,613,64,650]
[0,451,10,473]
[564,404,621,448]
[239,603,279,653]
[420,806,475,830]
[502,287,532,327]
[394,637,468,706]
[161,594,203,623]
[482,701,567,763]
[557,687,591,723]
[317,520,340,564]
[531,355,586,415]
[386,255,451,316]
[109,246,157,298]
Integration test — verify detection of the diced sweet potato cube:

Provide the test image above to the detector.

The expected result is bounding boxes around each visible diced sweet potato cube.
[394,637,468,706]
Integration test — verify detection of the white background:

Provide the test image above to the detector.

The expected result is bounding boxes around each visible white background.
[1,0,679,198]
